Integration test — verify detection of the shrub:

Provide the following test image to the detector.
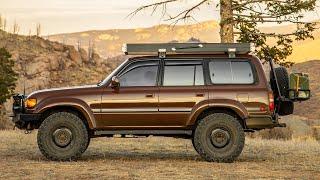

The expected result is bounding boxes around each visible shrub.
[311,127,320,141]
[249,127,293,140]
[0,107,12,130]
[0,47,17,104]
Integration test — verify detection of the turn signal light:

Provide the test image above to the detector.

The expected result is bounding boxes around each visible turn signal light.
[25,98,37,109]
[268,92,275,112]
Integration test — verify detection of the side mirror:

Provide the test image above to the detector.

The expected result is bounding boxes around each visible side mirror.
[111,76,120,89]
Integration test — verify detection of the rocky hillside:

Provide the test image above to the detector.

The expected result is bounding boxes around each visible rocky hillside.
[0,30,125,128]
[0,30,123,95]
[49,20,320,63]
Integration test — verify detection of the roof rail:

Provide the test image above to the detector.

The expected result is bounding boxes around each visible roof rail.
[122,43,255,58]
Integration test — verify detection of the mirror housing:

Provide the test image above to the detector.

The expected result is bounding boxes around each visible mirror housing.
[111,76,120,89]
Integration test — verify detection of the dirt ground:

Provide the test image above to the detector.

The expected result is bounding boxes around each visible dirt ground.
[0,130,319,179]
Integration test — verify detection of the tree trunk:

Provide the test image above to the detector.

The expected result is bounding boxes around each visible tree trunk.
[220,0,234,43]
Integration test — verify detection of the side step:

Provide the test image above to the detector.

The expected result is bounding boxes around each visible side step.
[94,130,193,136]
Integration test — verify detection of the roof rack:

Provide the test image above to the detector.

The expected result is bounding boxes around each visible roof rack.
[122,43,255,58]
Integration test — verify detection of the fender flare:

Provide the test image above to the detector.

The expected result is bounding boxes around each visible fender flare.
[34,97,96,129]
[187,99,249,126]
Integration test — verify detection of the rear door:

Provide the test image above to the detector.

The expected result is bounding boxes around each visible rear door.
[207,58,269,117]
[158,59,208,126]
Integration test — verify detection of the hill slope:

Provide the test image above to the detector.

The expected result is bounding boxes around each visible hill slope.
[49,20,320,63]
[0,30,122,94]
[0,30,124,128]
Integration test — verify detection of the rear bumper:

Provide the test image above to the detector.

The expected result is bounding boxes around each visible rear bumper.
[246,115,286,130]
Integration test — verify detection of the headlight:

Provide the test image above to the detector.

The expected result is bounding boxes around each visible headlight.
[25,98,37,109]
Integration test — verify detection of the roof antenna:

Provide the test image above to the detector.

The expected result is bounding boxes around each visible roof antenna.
[23,80,26,97]
[21,55,26,97]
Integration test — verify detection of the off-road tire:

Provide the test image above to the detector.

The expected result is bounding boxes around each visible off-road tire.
[270,67,294,115]
[270,67,289,98]
[277,100,294,116]
[193,113,245,163]
[37,112,89,161]
[85,137,91,151]
[192,137,200,154]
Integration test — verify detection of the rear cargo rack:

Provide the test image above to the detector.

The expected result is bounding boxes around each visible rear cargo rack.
[123,43,255,58]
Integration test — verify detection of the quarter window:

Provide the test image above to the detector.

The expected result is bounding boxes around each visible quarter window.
[209,60,254,84]
[119,61,159,87]
[163,61,204,86]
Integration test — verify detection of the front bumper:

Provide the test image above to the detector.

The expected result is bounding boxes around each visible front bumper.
[12,94,41,129]
[12,113,41,129]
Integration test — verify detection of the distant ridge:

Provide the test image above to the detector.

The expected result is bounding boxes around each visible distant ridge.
[49,20,320,63]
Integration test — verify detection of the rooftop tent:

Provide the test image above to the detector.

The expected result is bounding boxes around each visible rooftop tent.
[122,43,255,58]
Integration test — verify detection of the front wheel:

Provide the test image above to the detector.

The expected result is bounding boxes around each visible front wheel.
[37,112,89,161]
[193,113,245,163]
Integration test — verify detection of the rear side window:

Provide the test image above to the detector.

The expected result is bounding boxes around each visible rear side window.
[209,60,254,84]
[163,60,204,86]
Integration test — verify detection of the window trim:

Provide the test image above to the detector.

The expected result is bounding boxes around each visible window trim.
[160,59,205,87]
[207,58,258,85]
[116,59,160,87]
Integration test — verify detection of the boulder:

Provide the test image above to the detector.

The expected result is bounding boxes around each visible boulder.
[52,42,64,51]
[67,47,81,63]
[79,48,88,62]
[26,57,48,75]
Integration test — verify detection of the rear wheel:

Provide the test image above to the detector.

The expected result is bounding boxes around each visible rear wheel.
[37,112,89,161]
[193,113,245,163]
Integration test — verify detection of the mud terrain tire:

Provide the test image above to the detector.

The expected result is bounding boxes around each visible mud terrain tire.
[270,67,289,98]
[193,113,245,163]
[37,112,89,161]
[270,67,294,115]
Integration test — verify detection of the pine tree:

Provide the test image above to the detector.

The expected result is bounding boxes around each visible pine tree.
[0,48,17,105]
[130,0,317,66]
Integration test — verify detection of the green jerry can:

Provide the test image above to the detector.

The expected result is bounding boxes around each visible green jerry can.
[289,73,311,101]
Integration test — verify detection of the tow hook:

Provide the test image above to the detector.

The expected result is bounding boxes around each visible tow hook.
[25,123,33,134]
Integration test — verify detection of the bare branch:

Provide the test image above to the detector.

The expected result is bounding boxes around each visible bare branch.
[128,0,178,18]
[128,0,210,25]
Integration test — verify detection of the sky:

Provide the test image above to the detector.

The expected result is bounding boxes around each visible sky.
[1,0,319,35]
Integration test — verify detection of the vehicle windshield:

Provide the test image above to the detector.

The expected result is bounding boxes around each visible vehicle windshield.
[97,59,129,86]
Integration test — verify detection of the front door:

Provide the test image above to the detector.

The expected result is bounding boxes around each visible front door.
[158,59,208,126]
[99,59,160,128]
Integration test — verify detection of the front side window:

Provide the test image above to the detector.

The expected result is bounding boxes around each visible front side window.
[163,60,204,86]
[118,61,159,87]
[209,60,254,84]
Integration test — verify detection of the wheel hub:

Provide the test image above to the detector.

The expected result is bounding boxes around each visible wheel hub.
[210,129,231,148]
[52,128,73,147]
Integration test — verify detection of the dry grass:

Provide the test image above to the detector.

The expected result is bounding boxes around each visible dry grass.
[0,130,319,179]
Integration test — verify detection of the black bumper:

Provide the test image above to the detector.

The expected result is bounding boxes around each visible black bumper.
[12,94,41,129]
[12,113,41,129]
[246,114,286,130]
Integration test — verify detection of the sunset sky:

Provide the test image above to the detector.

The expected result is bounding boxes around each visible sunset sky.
[1,0,319,35]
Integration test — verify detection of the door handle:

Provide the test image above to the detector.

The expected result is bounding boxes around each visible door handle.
[145,94,154,98]
[196,93,205,97]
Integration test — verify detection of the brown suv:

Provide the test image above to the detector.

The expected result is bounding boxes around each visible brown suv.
[12,43,310,162]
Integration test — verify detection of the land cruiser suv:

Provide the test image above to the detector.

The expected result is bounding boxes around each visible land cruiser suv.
[12,43,310,162]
